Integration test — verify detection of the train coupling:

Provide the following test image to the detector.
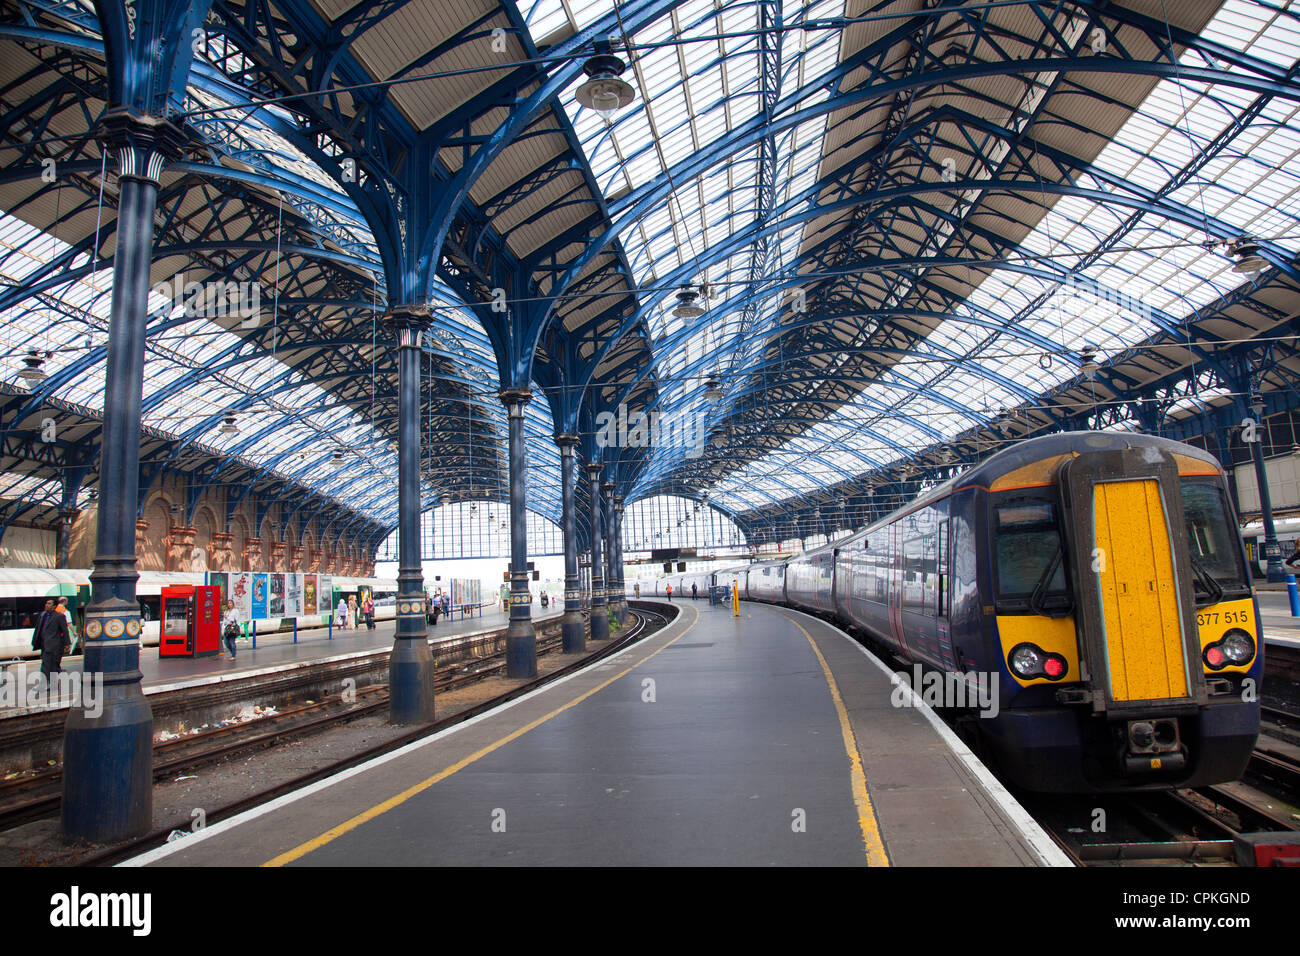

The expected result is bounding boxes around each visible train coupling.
[1121,717,1187,775]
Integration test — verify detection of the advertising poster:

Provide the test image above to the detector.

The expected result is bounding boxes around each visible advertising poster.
[318,574,333,618]
[251,572,268,620]
[209,572,228,606]
[285,573,302,617]
[303,574,318,615]
[231,572,252,621]
[269,572,285,617]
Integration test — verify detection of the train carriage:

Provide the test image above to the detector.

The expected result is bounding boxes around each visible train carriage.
[748,431,1261,793]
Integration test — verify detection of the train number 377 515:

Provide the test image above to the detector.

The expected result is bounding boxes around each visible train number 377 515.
[1196,610,1249,627]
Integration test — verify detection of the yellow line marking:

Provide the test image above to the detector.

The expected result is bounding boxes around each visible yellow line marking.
[774,609,890,867]
[262,606,697,867]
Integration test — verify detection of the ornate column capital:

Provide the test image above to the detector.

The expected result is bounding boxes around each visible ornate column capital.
[97,109,186,187]
[585,462,603,481]
[499,388,532,418]
[384,306,433,348]
[555,433,580,453]
[602,480,615,494]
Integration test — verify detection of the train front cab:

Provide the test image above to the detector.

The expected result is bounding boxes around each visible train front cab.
[985,444,1261,791]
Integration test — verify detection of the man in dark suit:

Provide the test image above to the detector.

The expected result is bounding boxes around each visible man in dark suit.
[31,598,70,677]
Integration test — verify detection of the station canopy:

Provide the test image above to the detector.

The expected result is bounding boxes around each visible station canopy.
[2,0,1298,538]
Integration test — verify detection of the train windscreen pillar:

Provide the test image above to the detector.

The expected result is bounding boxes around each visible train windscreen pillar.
[386,311,434,723]
[62,112,185,843]
[587,463,609,641]
[557,436,585,653]
[502,389,537,677]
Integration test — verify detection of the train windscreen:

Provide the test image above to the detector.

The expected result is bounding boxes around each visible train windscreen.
[1179,480,1250,603]
[994,498,1070,613]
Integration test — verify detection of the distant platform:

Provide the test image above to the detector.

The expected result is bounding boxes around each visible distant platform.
[0,605,564,709]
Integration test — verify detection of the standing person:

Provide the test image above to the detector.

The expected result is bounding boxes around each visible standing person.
[430,591,442,626]
[221,600,240,660]
[30,598,70,681]
[691,582,698,601]
[362,594,375,630]
[56,597,79,653]
[347,594,358,630]
[665,583,672,601]
[336,596,348,629]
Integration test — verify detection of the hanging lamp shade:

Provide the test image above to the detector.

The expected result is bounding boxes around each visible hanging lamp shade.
[1079,346,1099,379]
[672,288,706,319]
[703,377,723,402]
[219,414,239,435]
[1229,239,1267,274]
[575,54,635,121]
[17,349,47,383]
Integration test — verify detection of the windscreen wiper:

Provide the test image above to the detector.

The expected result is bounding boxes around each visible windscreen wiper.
[1188,553,1224,606]
[1030,547,1066,615]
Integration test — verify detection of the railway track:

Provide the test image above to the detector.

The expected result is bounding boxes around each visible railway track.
[20,604,672,865]
[0,629,577,829]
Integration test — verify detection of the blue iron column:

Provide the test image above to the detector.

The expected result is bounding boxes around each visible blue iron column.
[387,310,434,722]
[602,481,617,619]
[502,389,538,676]
[556,435,585,653]
[1249,395,1285,583]
[586,463,609,641]
[612,495,626,620]
[62,111,185,841]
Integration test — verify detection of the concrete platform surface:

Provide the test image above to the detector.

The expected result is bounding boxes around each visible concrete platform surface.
[127,601,1067,867]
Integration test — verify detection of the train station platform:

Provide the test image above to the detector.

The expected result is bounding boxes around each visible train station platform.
[0,604,564,710]
[1257,590,1300,648]
[127,600,1068,867]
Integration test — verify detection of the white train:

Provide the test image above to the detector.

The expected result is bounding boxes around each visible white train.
[0,568,397,660]
[1239,516,1300,576]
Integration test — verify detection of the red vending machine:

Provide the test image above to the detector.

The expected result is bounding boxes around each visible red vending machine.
[159,586,221,657]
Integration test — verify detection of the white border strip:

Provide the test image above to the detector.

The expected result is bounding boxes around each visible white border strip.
[774,604,1074,868]
[121,604,690,867]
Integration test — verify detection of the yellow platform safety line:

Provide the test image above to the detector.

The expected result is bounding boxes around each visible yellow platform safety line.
[780,613,890,867]
[1094,479,1188,701]
[262,605,698,867]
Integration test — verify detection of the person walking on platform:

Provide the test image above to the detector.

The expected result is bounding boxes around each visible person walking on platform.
[221,600,240,660]
[30,598,70,679]
[665,583,672,601]
[57,596,78,653]
[362,594,375,630]
[691,583,697,600]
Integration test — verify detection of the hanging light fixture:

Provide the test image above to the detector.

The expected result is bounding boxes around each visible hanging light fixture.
[220,413,239,435]
[703,377,723,402]
[331,449,344,464]
[672,287,706,319]
[17,349,48,383]
[1229,238,1267,274]
[575,51,636,122]
[1079,346,1099,379]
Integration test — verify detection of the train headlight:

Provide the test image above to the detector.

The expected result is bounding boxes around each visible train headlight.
[1204,628,1255,670]
[1221,629,1255,664]
[1008,643,1068,680]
